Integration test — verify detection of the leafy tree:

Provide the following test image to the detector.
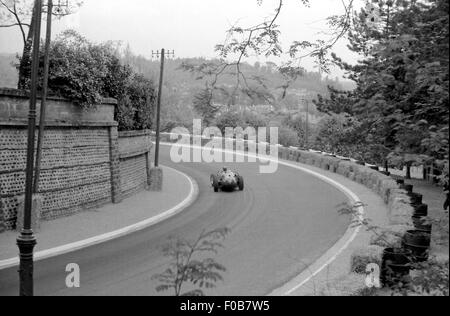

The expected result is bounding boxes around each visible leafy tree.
[120,73,156,131]
[181,0,355,110]
[315,0,449,177]
[40,30,112,108]
[17,29,156,130]
[241,111,267,129]
[215,111,244,134]
[0,0,83,89]
[192,87,221,126]
[313,113,368,160]
[277,126,300,148]
[152,228,230,297]
[283,115,307,146]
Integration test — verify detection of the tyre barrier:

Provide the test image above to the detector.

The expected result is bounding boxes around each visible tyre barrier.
[380,184,433,287]
[381,248,413,288]
[402,230,431,263]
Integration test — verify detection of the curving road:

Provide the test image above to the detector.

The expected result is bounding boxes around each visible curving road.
[0,145,350,296]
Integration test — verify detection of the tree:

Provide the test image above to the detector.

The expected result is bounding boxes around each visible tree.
[215,110,244,134]
[312,113,368,160]
[120,73,156,131]
[182,0,356,109]
[315,0,449,176]
[0,0,83,88]
[283,115,307,145]
[193,87,221,126]
[18,29,156,130]
[152,228,230,297]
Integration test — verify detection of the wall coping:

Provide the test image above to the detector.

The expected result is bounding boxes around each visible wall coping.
[118,130,152,138]
[0,120,118,128]
[0,87,117,106]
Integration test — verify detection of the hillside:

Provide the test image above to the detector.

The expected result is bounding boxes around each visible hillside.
[0,52,352,126]
[0,53,18,89]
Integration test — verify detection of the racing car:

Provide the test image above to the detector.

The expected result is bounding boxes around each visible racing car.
[210,167,244,192]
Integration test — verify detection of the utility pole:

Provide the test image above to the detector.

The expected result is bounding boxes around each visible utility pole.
[301,98,309,149]
[17,0,42,297]
[34,0,57,193]
[152,49,174,167]
[305,99,309,149]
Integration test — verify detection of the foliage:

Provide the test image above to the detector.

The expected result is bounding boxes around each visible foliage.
[315,0,449,178]
[277,126,300,148]
[0,0,83,88]
[192,87,220,126]
[282,115,306,144]
[241,111,267,129]
[115,74,156,131]
[394,259,449,296]
[312,114,370,161]
[42,30,112,108]
[179,0,355,107]
[17,30,156,130]
[152,228,230,296]
[215,111,244,134]
[340,202,449,296]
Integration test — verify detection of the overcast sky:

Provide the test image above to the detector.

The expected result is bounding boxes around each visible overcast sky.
[0,0,364,77]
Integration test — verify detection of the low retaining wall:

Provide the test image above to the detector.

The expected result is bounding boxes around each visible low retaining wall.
[0,88,153,231]
[158,133,411,223]
[118,130,153,199]
[159,132,418,291]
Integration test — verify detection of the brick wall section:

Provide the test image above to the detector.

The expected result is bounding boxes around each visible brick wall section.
[118,130,153,199]
[0,90,156,233]
[0,89,118,230]
[0,180,4,233]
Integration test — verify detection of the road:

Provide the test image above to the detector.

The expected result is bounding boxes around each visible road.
[0,146,350,296]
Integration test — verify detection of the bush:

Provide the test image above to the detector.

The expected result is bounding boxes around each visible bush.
[215,111,244,134]
[117,74,156,131]
[278,126,300,147]
[18,30,156,131]
[46,30,110,108]
[242,111,267,128]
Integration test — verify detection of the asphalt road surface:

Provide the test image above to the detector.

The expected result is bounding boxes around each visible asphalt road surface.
[0,146,350,296]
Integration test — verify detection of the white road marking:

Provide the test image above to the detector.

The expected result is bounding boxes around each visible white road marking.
[0,165,199,270]
[159,141,364,296]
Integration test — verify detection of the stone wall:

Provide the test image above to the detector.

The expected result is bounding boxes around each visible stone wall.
[118,130,153,199]
[0,88,153,231]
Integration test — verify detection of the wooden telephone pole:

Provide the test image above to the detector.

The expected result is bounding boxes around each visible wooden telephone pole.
[151,49,174,167]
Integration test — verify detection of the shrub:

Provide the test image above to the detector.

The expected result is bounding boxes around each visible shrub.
[117,74,156,131]
[18,30,156,131]
[278,126,300,147]
[215,111,244,134]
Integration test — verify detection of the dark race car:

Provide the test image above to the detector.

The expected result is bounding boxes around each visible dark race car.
[210,167,244,192]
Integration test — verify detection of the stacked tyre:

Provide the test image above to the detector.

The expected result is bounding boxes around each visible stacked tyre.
[381,182,433,288]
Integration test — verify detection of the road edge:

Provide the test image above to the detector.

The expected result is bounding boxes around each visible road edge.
[0,165,199,271]
[161,142,365,295]
[266,161,364,296]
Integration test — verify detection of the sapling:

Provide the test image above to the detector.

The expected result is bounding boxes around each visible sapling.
[152,228,230,296]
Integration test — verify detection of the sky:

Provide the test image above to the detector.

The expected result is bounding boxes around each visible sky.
[0,0,364,77]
